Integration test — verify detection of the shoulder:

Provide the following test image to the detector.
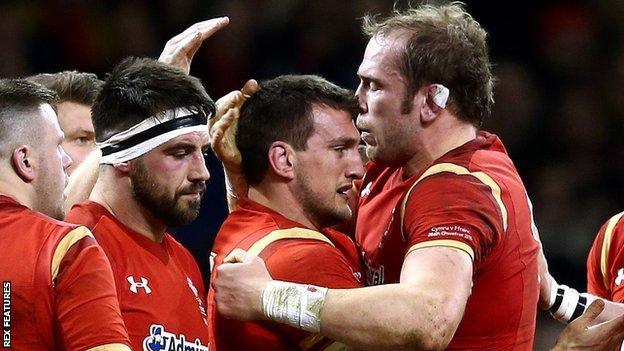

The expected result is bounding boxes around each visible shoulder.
[65,201,108,230]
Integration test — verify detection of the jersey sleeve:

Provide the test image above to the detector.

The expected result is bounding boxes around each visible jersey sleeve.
[402,173,505,262]
[264,240,362,289]
[52,227,130,350]
[261,234,362,350]
[587,213,624,302]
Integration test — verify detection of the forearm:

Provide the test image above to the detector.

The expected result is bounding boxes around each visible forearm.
[318,283,463,350]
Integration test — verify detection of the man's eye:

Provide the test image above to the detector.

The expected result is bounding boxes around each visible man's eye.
[334,147,347,155]
[73,137,92,145]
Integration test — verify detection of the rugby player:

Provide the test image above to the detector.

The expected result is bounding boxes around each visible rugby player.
[0,78,129,350]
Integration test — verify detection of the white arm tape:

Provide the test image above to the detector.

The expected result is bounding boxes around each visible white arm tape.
[261,280,328,333]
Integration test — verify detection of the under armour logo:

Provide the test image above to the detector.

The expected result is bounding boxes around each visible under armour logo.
[615,268,624,286]
[127,276,152,294]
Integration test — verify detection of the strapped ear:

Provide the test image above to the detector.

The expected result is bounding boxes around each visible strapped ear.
[11,145,36,182]
[112,161,131,175]
[267,141,295,180]
[421,84,449,124]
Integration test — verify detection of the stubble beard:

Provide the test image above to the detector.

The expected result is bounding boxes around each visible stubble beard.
[130,161,204,227]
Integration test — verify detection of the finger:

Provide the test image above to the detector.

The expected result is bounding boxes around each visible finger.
[196,16,230,40]
[223,249,255,264]
[215,91,245,119]
[241,79,259,98]
[167,17,229,46]
[167,30,203,62]
[576,299,606,327]
[176,17,230,59]
[210,108,236,146]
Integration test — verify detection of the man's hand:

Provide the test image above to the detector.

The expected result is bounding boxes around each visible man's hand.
[209,79,258,173]
[158,17,229,74]
[551,299,624,350]
[213,249,272,321]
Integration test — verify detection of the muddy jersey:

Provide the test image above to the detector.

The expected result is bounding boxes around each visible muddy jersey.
[356,132,540,350]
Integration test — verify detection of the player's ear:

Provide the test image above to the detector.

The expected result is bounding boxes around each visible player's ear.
[420,84,448,124]
[11,145,36,182]
[113,161,131,175]
[268,141,295,180]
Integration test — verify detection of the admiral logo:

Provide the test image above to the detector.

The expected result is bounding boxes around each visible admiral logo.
[127,276,152,294]
[143,325,209,351]
[365,264,385,286]
[3,281,10,348]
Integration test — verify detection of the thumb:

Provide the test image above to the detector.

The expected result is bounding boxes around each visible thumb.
[575,299,605,327]
[241,79,259,98]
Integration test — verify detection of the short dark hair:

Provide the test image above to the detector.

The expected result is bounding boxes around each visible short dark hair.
[237,74,358,185]
[362,1,494,126]
[27,71,103,106]
[91,57,215,142]
[0,79,58,156]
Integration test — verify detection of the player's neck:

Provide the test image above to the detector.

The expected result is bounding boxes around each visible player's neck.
[91,173,167,243]
[0,174,35,211]
[249,185,320,231]
[402,121,477,178]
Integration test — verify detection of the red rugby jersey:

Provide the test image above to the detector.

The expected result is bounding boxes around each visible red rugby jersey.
[0,195,129,350]
[356,132,540,350]
[587,212,624,302]
[66,201,209,351]
[208,198,362,351]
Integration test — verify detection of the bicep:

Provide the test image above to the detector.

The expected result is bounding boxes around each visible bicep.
[400,246,473,321]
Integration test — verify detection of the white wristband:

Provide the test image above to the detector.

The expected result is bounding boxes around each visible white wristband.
[261,280,328,333]
[548,284,596,324]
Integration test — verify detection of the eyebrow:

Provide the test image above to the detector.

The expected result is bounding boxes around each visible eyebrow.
[163,142,199,152]
[328,136,360,147]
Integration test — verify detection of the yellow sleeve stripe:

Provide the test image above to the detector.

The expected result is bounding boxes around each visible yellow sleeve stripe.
[86,343,132,351]
[600,211,624,289]
[400,162,508,240]
[406,240,475,261]
[299,334,350,351]
[247,228,334,256]
[51,226,94,280]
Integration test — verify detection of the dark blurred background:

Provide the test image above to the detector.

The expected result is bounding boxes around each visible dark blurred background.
[3,0,623,348]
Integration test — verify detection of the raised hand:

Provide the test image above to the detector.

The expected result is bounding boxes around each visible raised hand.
[158,17,229,74]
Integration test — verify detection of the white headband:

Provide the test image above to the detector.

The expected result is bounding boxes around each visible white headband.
[98,107,208,164]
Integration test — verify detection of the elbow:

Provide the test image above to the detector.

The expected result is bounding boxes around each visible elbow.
[401,327,453,351]
[396,310,458,350]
